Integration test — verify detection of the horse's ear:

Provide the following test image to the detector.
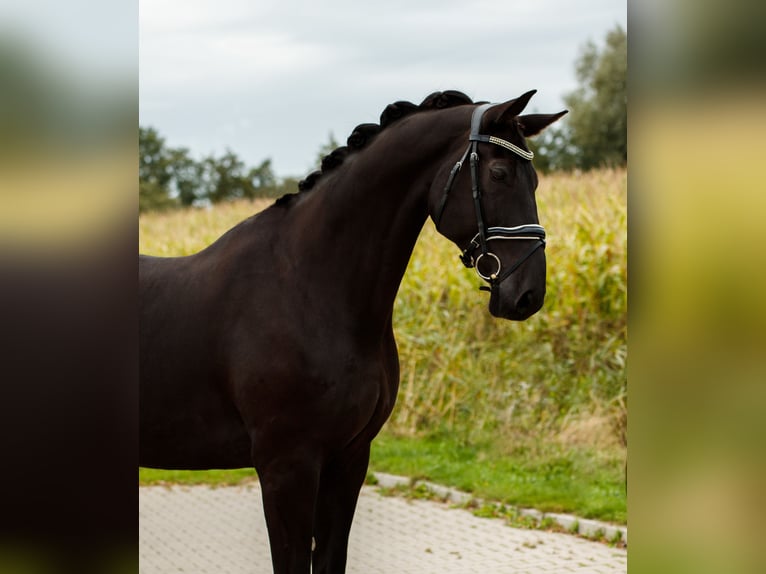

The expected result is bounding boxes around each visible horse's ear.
[486,90,538,125]
[518,111,568,137]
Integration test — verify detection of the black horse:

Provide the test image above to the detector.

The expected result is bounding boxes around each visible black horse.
[140,90,565,574]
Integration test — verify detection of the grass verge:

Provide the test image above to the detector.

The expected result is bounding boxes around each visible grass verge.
[369,431,625,524]
[139,467,256,486]
[139,429,625,525]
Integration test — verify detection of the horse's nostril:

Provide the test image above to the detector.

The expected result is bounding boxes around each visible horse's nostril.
[517,290,533,312]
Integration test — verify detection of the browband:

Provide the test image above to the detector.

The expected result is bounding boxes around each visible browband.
[469,103,535,161]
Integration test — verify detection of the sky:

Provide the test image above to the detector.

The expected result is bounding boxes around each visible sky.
[140,0,626,178]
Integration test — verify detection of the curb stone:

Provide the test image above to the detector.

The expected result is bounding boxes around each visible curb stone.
[372,471,627,544]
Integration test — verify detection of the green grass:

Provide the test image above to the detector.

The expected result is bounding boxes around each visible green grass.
[139,430,625,524]
[138,168,627,524]
[369,432,625,524]
[139,467,256,486]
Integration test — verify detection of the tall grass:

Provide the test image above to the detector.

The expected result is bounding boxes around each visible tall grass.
[391,168,626,452]
[139,168,627,455]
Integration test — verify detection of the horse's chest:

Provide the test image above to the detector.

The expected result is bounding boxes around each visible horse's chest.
[303,345,399,436]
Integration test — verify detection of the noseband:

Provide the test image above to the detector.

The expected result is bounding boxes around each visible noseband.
[434,103,546,292]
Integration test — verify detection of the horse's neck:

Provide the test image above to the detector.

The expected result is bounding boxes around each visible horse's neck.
[285,112,466,333]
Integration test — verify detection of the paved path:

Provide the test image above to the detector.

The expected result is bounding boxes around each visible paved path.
[140,483,626,573]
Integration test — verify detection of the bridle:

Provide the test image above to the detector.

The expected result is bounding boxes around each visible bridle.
[433,103,546,292]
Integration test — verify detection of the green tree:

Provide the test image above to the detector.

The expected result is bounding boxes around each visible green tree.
[139,126,177,212]
[203,151,247,203]
[528,127,578,173]
[202,152,278,203]
[563,25,627,169]
[167,147,203,207]
[139,125,282,210]
[247,159,277,195]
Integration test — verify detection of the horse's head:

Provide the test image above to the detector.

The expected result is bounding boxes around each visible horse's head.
[429,91,566,321]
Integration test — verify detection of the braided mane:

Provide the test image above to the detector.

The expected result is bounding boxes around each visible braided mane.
[275,90,474,207]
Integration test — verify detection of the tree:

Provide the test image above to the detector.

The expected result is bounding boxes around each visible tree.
[139,125,281,210]
[201,151,277,203]
[167,147,203,207]
[202,151,247,203]
[528,127,578,173]
[248,159,277,195]
[563,25,627,169]
[139,127,177,212]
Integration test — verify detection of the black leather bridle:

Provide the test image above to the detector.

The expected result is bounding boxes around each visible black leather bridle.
[433,103,546,292]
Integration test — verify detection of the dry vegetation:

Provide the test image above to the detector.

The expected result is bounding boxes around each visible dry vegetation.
[139,168,627,454]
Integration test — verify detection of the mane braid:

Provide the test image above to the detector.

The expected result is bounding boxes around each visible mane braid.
[379,101,419,128]
[274,90,474,207]
[347,123,380,150]
[320,146,349,172]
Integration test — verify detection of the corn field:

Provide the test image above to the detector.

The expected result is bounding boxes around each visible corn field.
[139,168,627,450]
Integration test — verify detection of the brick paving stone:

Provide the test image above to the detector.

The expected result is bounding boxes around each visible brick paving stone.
[139,484,626,573]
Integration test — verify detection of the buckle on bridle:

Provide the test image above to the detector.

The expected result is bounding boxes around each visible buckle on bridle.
[459,238,480,267]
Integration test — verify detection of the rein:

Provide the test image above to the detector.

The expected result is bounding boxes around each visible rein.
[434,103,546,292]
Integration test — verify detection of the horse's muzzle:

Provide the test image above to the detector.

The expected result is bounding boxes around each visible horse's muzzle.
[488,285,545,321]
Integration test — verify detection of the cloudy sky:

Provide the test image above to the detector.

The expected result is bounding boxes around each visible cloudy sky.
[140,0,626,178]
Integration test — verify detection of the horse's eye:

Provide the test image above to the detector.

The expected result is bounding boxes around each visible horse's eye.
[490,167,507,181]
